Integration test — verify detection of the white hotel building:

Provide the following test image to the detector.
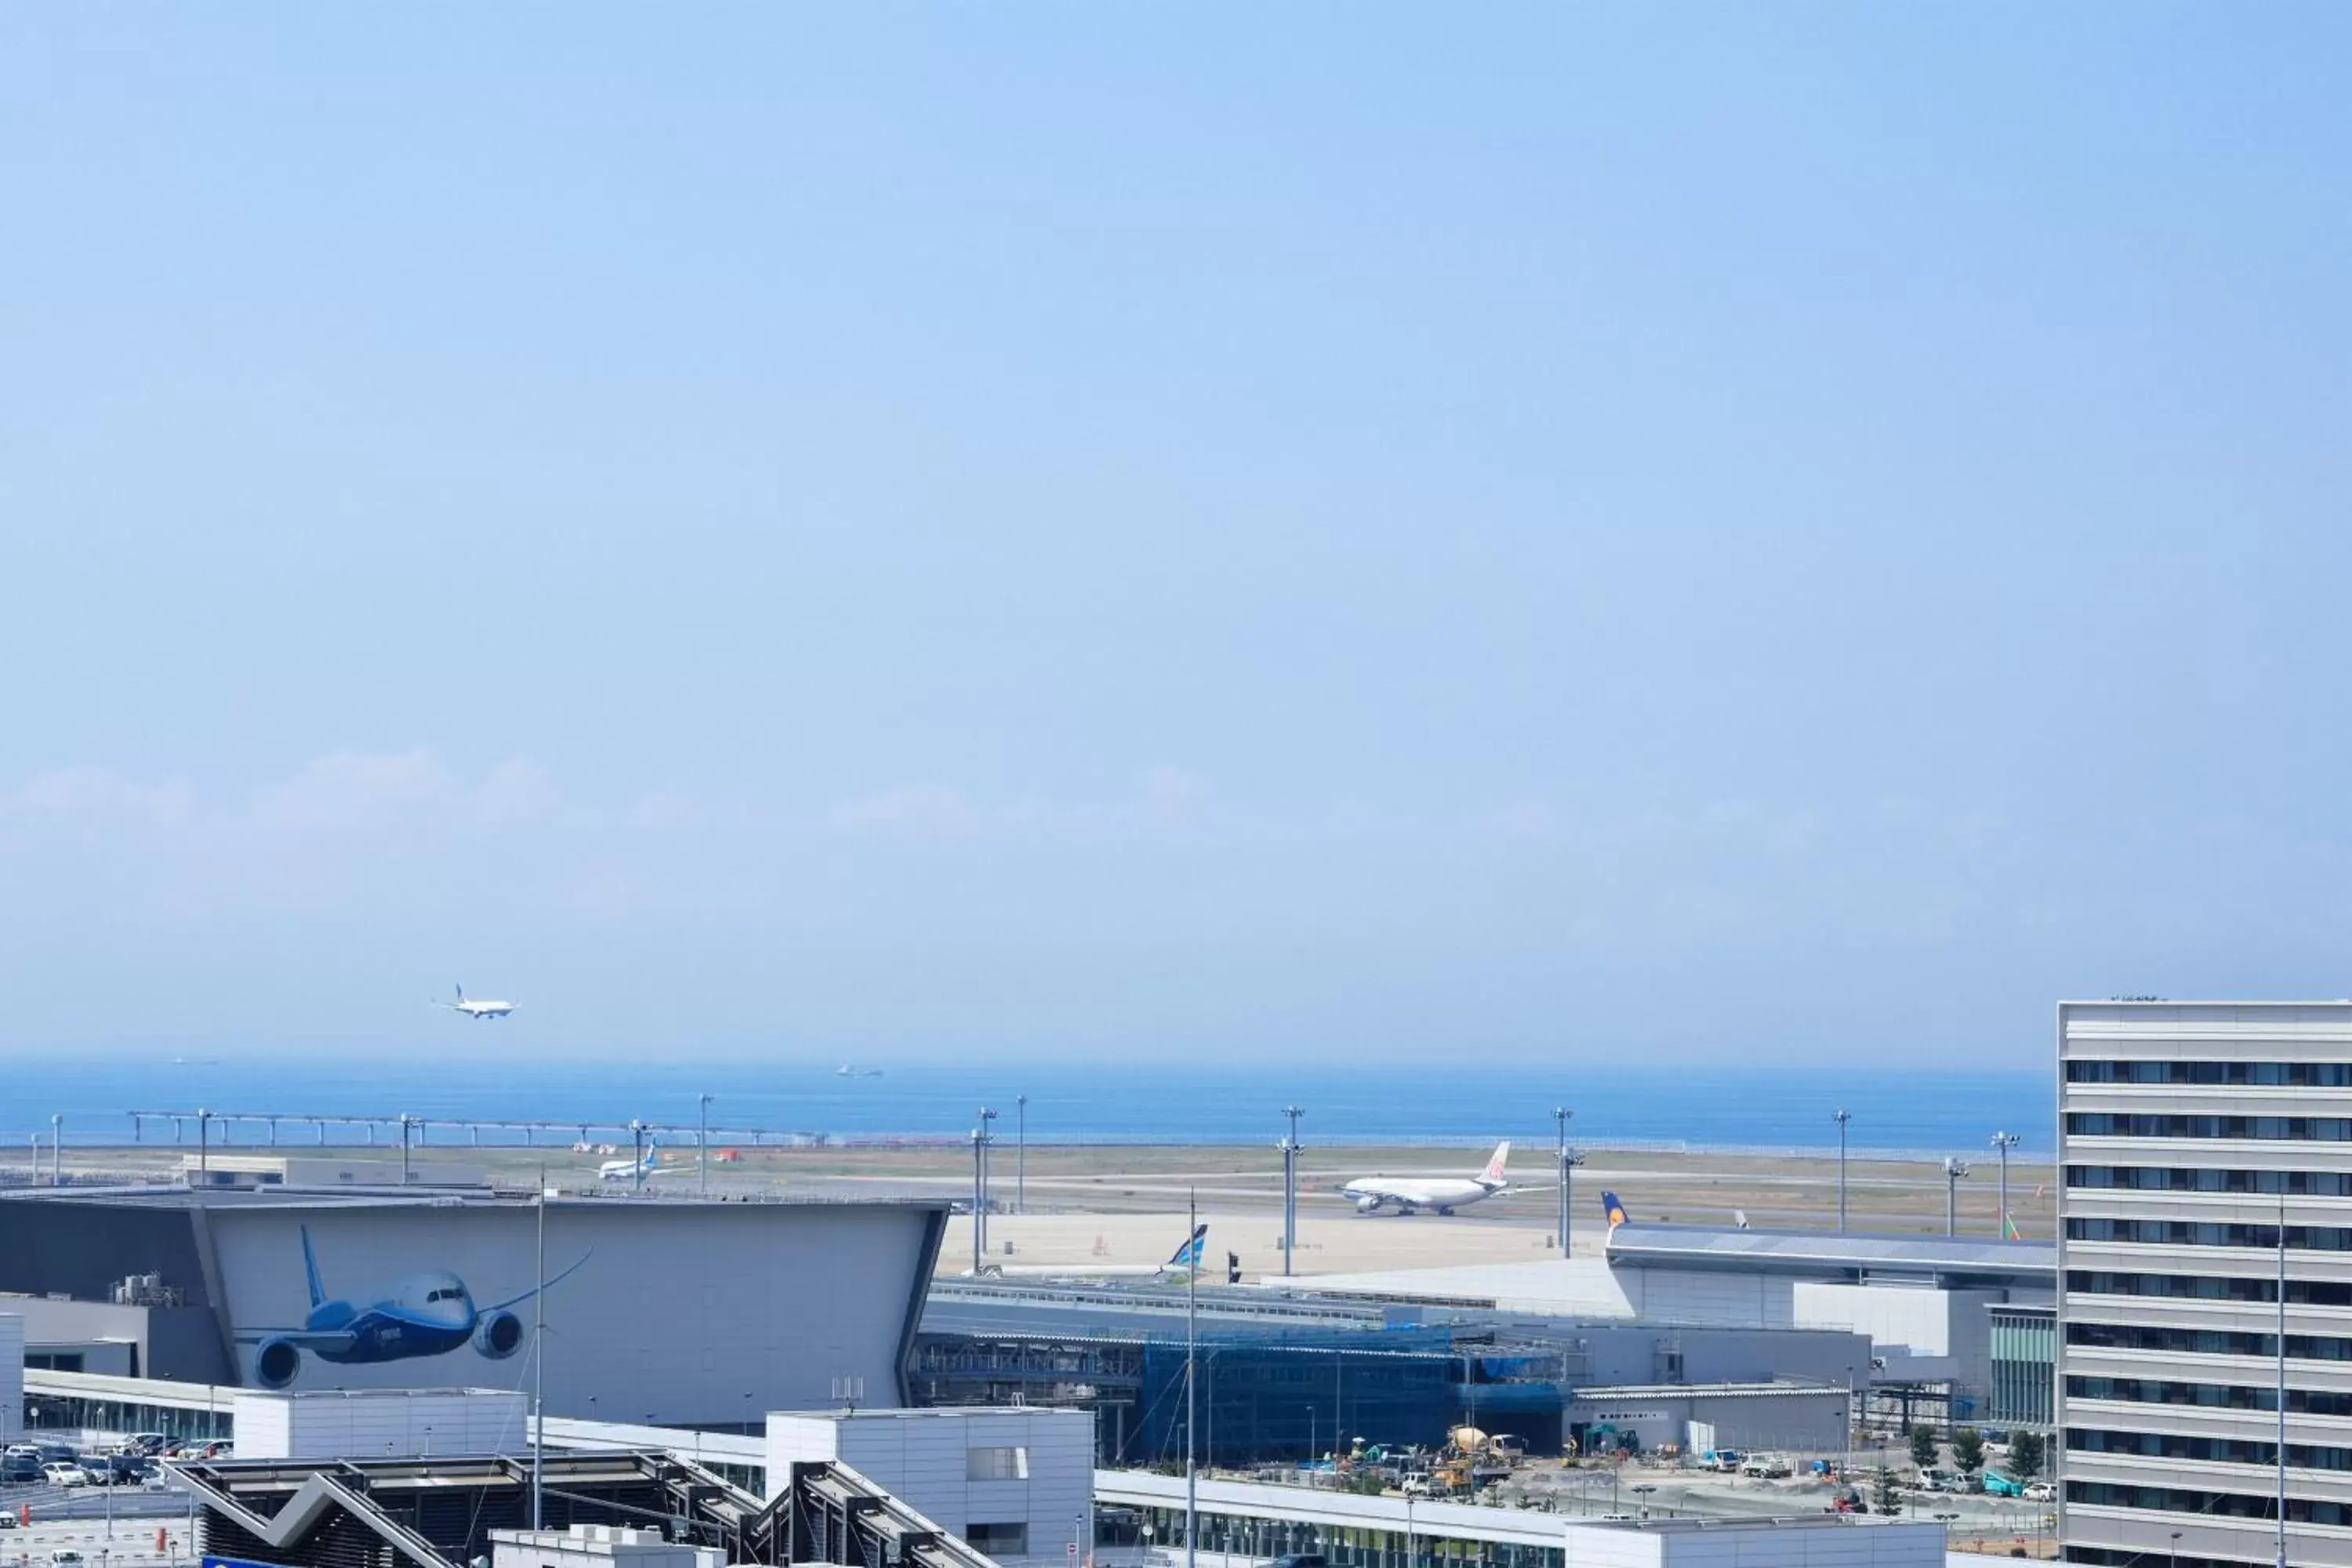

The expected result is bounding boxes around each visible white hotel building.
[2059,1000,2352,1567]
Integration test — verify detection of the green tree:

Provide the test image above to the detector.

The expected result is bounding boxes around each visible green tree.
[1871,1465,1900,1515]
[1908,1425,1939,1471]
[1951,1427,1986,1478]
[2007,1430,2045,1483]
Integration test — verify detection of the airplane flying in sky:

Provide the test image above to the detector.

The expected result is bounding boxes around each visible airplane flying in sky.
[234,1225,588,1388]
[434,984,514,1019]
[1340,1142,1550,1217]
[597,1139,679,1182]
[988,1221,1210,1279]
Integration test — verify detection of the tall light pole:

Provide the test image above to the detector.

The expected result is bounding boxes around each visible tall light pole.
[399,1114,415,1186]
[978,1107,998,1259]
[1016,1094,1028,1216]
[1280,1106,1304,1277]
[970,1126,987,1274]
[48,1115,60,1188]
[698,1093,713,1200]
[197,1109,211,1175]
[630,1118,647,1194]
[1552,1109,1573,1254]
[1833,1109,1851,1232]
[1185,1187,1198,1568]
[1943,1158,1970,1237]
[1989,1131,2020,1237]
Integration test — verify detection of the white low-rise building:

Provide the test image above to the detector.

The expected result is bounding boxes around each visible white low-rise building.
[768,1406,1094,1567]
[492,1525,720,1568]
[233,1386,530,1458]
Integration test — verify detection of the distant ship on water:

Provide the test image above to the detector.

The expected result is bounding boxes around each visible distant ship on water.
[836,1065,884,1079]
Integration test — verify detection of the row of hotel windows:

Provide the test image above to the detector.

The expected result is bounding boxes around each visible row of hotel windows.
[2068,1427,2352,1470]
[2067,1268,2352,1305]
[2067,1479,2352,1525]
[2067,1375,2352,1415]
[2068,1113,2352,1140]
[2067,1319,2352,1361]
[2069,1165,2352,1195]
[2068,1061,2352,1086]
[2068,1218,2352,1249]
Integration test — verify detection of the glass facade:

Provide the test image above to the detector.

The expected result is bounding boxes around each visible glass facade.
[24,1388,231,1445]
[916,1327,1567,1468]
[1987,1305,2053,1428]
[1121,1501,1563,1568]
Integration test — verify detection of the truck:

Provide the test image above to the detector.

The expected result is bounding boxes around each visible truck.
[1739,1454,1793,1479]
[1699,1449,1746,1473]
[1981,1471,2026,1498]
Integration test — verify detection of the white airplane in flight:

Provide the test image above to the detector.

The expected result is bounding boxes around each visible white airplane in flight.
[1340,1142,1546,1217]
[435,985,514,1020]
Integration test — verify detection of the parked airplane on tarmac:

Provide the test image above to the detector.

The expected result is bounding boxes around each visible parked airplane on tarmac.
[1340,1142,1550,1216]
[987,1222,1210,1279]
[597,1140,677,1181]
[434,984,514,1019]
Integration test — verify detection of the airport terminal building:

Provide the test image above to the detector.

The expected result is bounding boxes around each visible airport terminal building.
[0,1180,947,1423]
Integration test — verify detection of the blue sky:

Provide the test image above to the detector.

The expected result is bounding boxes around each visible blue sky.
[2,6,2347,1064]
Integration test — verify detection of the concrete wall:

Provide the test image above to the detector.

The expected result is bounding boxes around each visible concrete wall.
[0,1316,20,1439]
[233,1388,531,1458]
[1617,1269,1798,1329]
[1557,1519,1943,1568]
[769,1407,1093,1566]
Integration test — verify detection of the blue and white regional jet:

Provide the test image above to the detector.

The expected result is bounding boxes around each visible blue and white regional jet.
[235,1225,588,1389]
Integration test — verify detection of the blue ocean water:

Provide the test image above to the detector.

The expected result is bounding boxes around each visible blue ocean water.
[9,1059,2054,1158]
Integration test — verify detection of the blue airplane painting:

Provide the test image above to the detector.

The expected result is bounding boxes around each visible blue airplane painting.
[236,1225,590,1389]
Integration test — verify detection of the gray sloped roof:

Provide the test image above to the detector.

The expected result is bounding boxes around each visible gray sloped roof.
[1603,1222,2056,1281]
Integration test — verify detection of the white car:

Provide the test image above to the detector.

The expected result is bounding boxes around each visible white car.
[42,1462,86,1488]
[2023,1481,2056,1503]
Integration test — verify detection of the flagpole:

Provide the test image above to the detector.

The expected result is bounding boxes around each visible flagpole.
[1185,1187,1197,1568]
[532,1168,546,1531]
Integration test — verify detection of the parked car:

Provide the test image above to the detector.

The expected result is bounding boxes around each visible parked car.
[50,1552,85,1567]
[41,1462,85,1488]
[2023,1481,2056,1503]
[122,1435,169,1457]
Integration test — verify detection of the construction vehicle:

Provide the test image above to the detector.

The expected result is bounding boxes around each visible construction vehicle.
[1428,1426,1526,1494]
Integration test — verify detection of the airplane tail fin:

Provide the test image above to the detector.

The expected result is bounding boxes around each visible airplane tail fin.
[1167,1222,1208,1269]
[299,1225,326,1310]
[1480,1141,1511,1185]
[455,983,465,1002]
[1601,1190,1629,1229]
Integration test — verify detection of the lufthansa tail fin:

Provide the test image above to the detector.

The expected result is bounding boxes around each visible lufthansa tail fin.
[299,1225,327,1310]
[1601,1191,1629,1229]
[1480,1141,1511,1185]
